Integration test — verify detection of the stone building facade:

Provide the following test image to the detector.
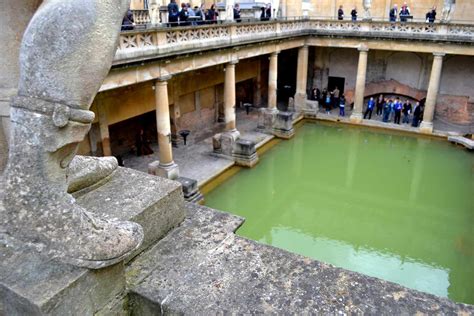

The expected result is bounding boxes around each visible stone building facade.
[1,2,473,173]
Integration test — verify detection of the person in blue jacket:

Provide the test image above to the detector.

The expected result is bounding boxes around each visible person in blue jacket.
[363,97,375,120]
[393,98,403,124]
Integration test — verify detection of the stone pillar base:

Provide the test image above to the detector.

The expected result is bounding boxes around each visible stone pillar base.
[349,112,363,124]
[148,161,180,180]
[232,138,259,167]
[294,93,307,112]
[273,111,295,139]
[176,177,204,204]
[419,121,433,134]
[213,130,259,168]
[257,108,278,133]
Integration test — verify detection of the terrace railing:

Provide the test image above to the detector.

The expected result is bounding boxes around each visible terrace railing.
[115,18,474,65]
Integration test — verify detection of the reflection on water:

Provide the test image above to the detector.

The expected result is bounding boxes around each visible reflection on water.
[271,227,450,298]
[205,123,474,304]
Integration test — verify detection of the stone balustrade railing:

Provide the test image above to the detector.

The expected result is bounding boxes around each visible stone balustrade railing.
[132,10,151,25]
[115,19,474,65]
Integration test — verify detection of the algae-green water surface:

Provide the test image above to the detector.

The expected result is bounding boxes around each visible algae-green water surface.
[205,122,474,304]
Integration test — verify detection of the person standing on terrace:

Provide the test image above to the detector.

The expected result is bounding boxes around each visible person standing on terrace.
[426,6,437,24]
[168,0,179,26]
[364,97,375,120]
[399,2,410,22]
[234,4,241,22]
[351,7,357,21]
[206,4,219,24]
[389,4,398,22]
[338,5,344,20]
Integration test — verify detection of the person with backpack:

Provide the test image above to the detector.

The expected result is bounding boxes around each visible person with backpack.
[168,0,179,26]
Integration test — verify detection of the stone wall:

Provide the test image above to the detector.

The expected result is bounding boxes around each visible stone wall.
[311,48,473,125]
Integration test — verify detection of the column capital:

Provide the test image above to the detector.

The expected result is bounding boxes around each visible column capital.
[358,45,369,52]
[300,44,309,50]
[271,51,280,57]
[433,52,446,58]
[156,75,172,83]
[228,59,239,66]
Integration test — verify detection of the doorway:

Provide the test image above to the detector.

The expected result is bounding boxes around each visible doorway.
[327,76,345,94]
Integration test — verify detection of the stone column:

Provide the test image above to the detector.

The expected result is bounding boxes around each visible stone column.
[97,102,112,157]
[420,53,445,134]
[294,45,309,111]
[350,46,369,123]
[150,77,179,180]
[268,52,279,111]
[224,60,238,131]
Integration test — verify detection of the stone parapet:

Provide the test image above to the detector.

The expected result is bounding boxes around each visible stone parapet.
[114,20,474,65]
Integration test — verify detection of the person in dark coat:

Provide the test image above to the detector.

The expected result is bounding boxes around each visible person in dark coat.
[338,5,344,20]
[178,3,189,26]
[412,101,421,127]
[121,9,135,31]
[383,98,391,122]
[402,100,412,124]
[168,0,179,26]
[206,4,219,24]
[426,6,436,24]
[233,4,241,22]
[389,4,398,22]
[376,94,384,116]
[351,7,357,21]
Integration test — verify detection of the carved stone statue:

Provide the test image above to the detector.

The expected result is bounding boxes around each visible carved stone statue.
[441,0,455,22]
[0,0,143,269]
[363,0,372,20]
[149,0,161,25]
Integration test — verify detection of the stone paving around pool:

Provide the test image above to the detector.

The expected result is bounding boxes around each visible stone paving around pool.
[127,203,474,314]
[123,106,468,188]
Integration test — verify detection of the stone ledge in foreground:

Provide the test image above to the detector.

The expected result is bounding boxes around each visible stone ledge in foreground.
[129,204,474,314]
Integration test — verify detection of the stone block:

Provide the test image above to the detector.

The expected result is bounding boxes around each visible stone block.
[76,167,186,260]
[419,121,433,134]
[148,161,180,180]
[233,138,259,168]
[176,177,204,204]
[0,234,125,315]
[273,111,295,139]
[219,130,240,157]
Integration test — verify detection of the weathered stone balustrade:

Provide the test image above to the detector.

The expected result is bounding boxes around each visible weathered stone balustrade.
[115,19,473,65]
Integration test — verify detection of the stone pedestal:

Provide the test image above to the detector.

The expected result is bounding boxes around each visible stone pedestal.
[419,121,434,134]
[350,112,363,124]
[213,130,259,168]
[273,111,295,139]
[257,107,278,133]
[258,108,295,139]
[176,177,204,204]
[148,160,180,180]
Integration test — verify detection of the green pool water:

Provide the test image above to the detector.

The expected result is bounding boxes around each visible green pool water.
[205,122,474,304]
